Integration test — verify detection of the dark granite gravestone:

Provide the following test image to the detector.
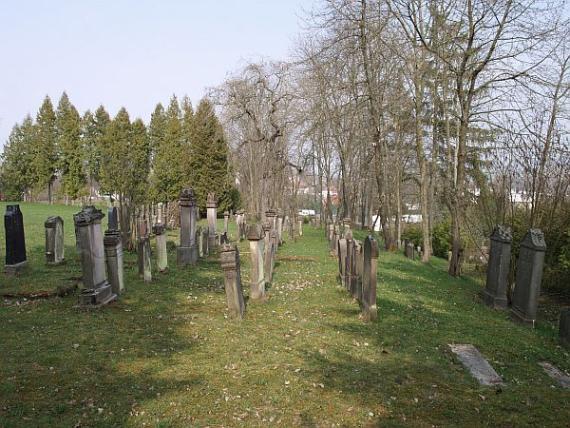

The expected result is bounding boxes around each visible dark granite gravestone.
[4,205,27,274]
[107,207,119,231]
[482,225,512,309]
[511,229,546,326]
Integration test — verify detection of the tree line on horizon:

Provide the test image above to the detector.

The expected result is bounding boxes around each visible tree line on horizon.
[0,92,239,216]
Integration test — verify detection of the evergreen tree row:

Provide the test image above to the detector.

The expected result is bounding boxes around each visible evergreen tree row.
[0,93,238,213]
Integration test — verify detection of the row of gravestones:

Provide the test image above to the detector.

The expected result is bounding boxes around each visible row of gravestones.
[481,225,569,347]
[220,208,289,319]
[326,218,378,321]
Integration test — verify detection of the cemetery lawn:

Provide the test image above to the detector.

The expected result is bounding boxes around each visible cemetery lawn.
[1,203,569,427]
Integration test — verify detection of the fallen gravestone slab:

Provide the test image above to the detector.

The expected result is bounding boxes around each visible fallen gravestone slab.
[449,344,503,386]
[538,362,570,389]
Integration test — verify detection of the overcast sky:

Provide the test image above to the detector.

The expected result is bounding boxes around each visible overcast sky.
[0,0,313,148]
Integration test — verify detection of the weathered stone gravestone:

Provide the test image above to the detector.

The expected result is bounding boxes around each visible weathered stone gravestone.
[177,188,198,266]
[361,235,378,321]
[449,344,503,386]
[276,210,284,245]
[344,230,354,291]
[338,237,348,285]
[223,211,230,235]
[4,205,27,274]
[104,229,124,295]
[220,243,245,319]
[332,227,339,256]
[298,219,303,236]
[107,207,119,231]
[137,222,152,283]
[235,210,247,241]
[511,229,546,326]
[74,206,116,307]
[247,224,266,301]
[482,225,512,309]
[354,240,364,302]
[206,193,218,251]
[560,308,570,348]
[328,223,334,242]
[405,241,415,259]
[201,227,209,257]
[262,219,274,284]
[153,224,168,273]
[45,216,64,265]
[220,232,229,245]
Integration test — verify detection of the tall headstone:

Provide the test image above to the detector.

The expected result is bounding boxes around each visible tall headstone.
[153,224,168,273]
[206,192,218,251]
[177,188,198,266]
[405,241,415,259]
[220,243,245,319]
[74,206,116,306]
[355,240,364,303]
[223,211,230,235]
[137,221,152,283]
[482,225,512,309]
[511,229,546,326]
[45,216,64,265]
[247,224,266,300]
[107,207,119,231]
[104,229,124,295]
[560,308,570,348]
[338,237,348,284]
[345,237,355,292]
[201,227,209,257]
[276,210,284,245]
[262,219,274,284]
[4,205,27,274]
[298,219,303,236]
[362,235,379,321]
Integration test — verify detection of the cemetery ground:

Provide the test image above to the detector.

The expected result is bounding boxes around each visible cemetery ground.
[0,204,569,427]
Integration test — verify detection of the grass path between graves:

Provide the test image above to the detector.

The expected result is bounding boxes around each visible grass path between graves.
[0,202,569,427]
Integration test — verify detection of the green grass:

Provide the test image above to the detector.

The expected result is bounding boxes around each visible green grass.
[0,203,568,427]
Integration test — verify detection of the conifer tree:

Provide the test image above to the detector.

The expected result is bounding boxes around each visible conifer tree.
[151,95,185,202]
[82,105,110,200]
[33,96,58,203]
[56,92,85,201]
[190,98,236,212]
[0,117,35,200]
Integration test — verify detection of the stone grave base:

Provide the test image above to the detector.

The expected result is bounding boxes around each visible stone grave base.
[480,289,508,309]
[4,260,27,275]
[510,306,536,327]
[177,245,198,266]
[79,283,117,308]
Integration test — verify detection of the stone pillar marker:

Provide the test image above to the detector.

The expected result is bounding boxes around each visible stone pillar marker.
[104,229,124,295]
[74,206,116,306]
[4,205,27,274]
[177,188,198,266]
[220,243,245,319]
[247,224,266,301]
[276,210,284,245]
[223,211,230,235]
[511,229,547,326]
[262,219,274,284]
[362,235,379,321]
[355,241,364,303]
[298,218,303,236]
[206,192,218,251]
[482,225,512,309]
[137,221,152,283]
[45,216,64,265]
[153,224,168,273]
[338,237,348,284]
[560,308,570,348]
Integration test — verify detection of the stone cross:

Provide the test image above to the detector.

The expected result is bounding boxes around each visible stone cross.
[153,224,168,273]
[560,308,570,348]
[206,192,218,250]
[45,216,64,265]
[223,211,230,235]
[482,225,512,309]
[74,206,116,306]
[247,224,266,301]
[362,235,379,321]
[177,188,198,266]
[4,205,27,274]
[220,243,245,319]
[104,229,124,295]
[511,229,546,326]
[107,207,119,231]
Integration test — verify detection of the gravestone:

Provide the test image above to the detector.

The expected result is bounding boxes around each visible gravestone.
[328,223,334,242]
[107,207,119,231]
[338,237,348,284]
[345,237,355,294]
[265,209,277,231]
[223,211,230,235]
[405,241,414,259]
[177,188,198,266]
[45,216,64,265]
[482,225,512,309]
[449,344,503,386]
[560,308,570,348]
[511,229,546,326]
[137,222,152,283]
[277,210,284,245]
[298,219,303,236]
[263,219,274,284]
[201,227,209,257]
[361,235,378,321]
[354,240,364,303]
[104,229,124,295]
[539,362,570,389]
[235,210,247,241]
[206,193,218,251]
[332,227,339,256]
[247,224,266,301]
[220,232,229,244]
[74,206,116,306]
[153,224,168,273]
[4,205,27,274]
[220,243,245,319]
